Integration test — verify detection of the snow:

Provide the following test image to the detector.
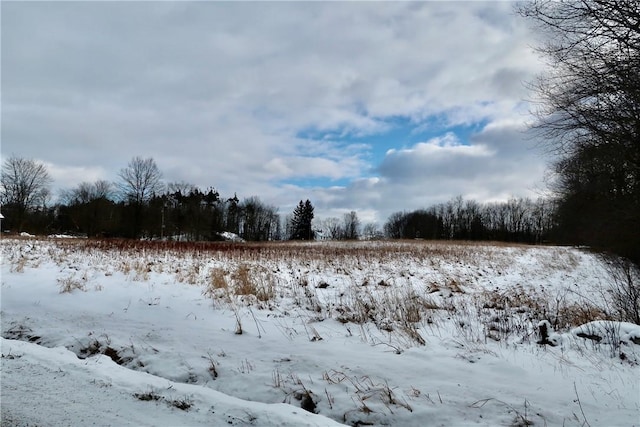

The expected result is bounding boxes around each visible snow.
[0,338,342,427]
[572,321,640,345]
[1,238,639,426]
[218,232,245,242]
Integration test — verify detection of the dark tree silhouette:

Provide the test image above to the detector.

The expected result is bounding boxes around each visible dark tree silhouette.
[342,211,360,240]
[118,157,163,205]
[117,156,163,238]
[0,156,52,232]
[289,200,315,240]
[517,0,640,264]
[383,197,555,244]
[239,197,280,241]
[61,180,115,236]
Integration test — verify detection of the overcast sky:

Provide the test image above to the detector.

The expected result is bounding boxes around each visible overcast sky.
[1,1,551,224]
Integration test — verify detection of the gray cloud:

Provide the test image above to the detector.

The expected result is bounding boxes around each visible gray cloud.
[311,121,548,223]
[378,133,494,181]
[2,1,548,221]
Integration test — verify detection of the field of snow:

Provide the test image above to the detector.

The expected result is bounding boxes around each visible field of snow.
[1,237,638,426]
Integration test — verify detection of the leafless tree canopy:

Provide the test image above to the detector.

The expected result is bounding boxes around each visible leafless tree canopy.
[1,156,51,210]
[518,0,640,155]
[166,181,197,195]
[117,156,164,204]
[517,0,640,264]
[61,180,113,205]
[343,211,360,240]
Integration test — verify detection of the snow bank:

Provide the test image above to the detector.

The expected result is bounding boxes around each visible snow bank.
[1,239,638,427]
[1,338,345,427]
[572,320,640,345]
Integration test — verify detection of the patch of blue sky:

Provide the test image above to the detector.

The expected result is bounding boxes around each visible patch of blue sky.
[296,115,490,167]
[283,176,351,189]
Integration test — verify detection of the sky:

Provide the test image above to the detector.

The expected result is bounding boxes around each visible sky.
[1,1,551,224]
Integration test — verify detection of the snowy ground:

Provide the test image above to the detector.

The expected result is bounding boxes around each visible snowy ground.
[1,238,638,426]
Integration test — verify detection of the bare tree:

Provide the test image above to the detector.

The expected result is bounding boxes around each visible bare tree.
[362,222,382,240]
[60,180,114,237]
[600,254,640,325]
[239,196,280,241]
[117,156,163,205]
[117,156,163,238]
[62,180,113,205]
[518,0,639,154]
[1,156,52,230]
[167,181,197,196]
[517,0,640,264]
[342,211,360,240]
[319,217,343,240]
[383,212,407,239]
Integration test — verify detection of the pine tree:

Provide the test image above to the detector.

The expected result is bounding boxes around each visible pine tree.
[289,199,314,240]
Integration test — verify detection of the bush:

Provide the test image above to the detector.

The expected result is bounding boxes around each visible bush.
[601,255,640,325]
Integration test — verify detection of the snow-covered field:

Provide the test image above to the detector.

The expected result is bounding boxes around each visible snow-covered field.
[1,237,638,426]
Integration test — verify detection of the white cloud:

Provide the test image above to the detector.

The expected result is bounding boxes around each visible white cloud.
[264,156,362,181]
[379,133,494,183]
[2,1,549,222]
[309,120,547,223]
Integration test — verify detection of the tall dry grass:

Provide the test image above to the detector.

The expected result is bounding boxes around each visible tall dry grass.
[1,237,618,348]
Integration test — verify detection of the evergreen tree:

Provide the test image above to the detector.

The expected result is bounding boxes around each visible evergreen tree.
[289,199,314,240]
[226,193,240,235]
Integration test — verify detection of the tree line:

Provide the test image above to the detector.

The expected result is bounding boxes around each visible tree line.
[0,154,553,244]
[0,155,285,241]
[0,151,622,252]
[384,196,555,244]
[2,0,638,264]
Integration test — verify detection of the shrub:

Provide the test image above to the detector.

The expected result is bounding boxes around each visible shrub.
[58,276,86,293]
[601,255,640,325]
